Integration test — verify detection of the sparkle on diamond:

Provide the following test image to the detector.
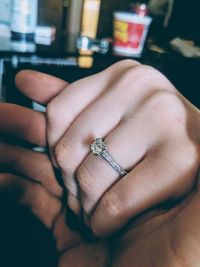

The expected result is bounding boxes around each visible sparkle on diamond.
[90,138,106,156]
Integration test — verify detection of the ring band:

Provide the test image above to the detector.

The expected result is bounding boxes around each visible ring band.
[90,138,127,176]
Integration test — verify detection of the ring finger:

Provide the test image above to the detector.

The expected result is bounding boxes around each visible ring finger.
[56,99,149,216]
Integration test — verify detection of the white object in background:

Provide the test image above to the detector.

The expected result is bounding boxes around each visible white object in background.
[34,26,56,45]
[0,0,11,36]
[11,0,38,35]
[35,26,56,38]
[34,36,54,45]
[170,38,200,58]
[0,0,11,26]
[0,24,11,37]
[10,40,36,52]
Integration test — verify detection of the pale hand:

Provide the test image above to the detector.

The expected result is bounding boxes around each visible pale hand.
[0,102,200,267]
[16,61,200,237]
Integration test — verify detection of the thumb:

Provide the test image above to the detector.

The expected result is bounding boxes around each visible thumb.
[15,70,68,105]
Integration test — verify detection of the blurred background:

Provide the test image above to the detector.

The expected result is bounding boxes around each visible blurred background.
[1,1,200,267]
[0,0,200,108]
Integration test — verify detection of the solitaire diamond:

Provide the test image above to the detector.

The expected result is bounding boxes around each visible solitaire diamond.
[90,138,107,156]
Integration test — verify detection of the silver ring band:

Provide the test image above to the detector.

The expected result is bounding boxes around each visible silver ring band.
[90,138,127,176]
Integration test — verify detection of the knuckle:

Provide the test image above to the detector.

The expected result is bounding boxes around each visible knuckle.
[54,142,70,170]
[132,64,158,79]
[54,138,78,173]
[137,64,156,74]
[111,59,141,70]
[100,191,123,219]
[128,64,175,95]
[47,98,59,124]
[150,92,186,127]
[137,64,170,82]
[120,59,141,67]
[179,143,199,174]
[121,64,162,95]
[28,184,47,208]
[76,164,94,196]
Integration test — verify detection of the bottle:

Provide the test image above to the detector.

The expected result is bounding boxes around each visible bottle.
[65,0,84,52]
[81,0,101,39]
[66,0,84,36]
[11,0,38,41]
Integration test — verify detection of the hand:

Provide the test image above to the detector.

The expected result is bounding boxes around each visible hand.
[0,137,200,267]
[2,70,200,266]
[0,95,106,267]
[2,105,200,267]
[16,60,200,238]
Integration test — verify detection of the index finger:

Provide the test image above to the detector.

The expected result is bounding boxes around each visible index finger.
[0,103,46,146]
[15,70,68,105]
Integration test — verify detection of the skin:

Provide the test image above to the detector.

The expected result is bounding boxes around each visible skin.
[0,61,200,266]
[16,60,200,238]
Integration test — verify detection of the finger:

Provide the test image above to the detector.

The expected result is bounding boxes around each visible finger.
[170,172,200,256]
[91,142,199,237]
[0,103,46,146]
[0,173,62,228]
[0,142,63,197]
[47,60,140,153]
[75,120,148,216]
[15,70,68,105]
[55,88,125,194]
[52,61,141,211]
[52,208,83,253]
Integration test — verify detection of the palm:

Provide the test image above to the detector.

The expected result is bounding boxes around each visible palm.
[109,194,200,267]
[56,180,200,267]
[2,138,199,267]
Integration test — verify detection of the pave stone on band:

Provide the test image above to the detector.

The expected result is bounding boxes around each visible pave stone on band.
[90,138,127,176]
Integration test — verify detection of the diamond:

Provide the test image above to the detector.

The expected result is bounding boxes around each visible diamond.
[90,138,107,156]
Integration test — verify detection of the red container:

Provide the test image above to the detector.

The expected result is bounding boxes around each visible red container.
[113,12,152,57]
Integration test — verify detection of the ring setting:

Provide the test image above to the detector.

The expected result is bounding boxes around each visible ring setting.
[90,138,127,176]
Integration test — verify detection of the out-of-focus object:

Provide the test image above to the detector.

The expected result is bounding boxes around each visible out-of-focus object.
[163,0,174,27]
[65,0,84,52]
[35,26,56,38]
[0,24,11,37]
[10,55,77,68]
[10,40,36,53]
[165,0,200,44]
[81,0,101,39]
[148,0,170,16]
[35,26,56,45]
[0,0,11,36]
[132,2,148,17]
[113,5,152,57]
[66,0,84,37]
[148,41,166,54]
[77,35,109,54]
[11,0,38,41]
[148,0,174,29]
[61,0,69,32]
[78,55,93,68]
[170,38,200,58]
[0,59,6,102]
